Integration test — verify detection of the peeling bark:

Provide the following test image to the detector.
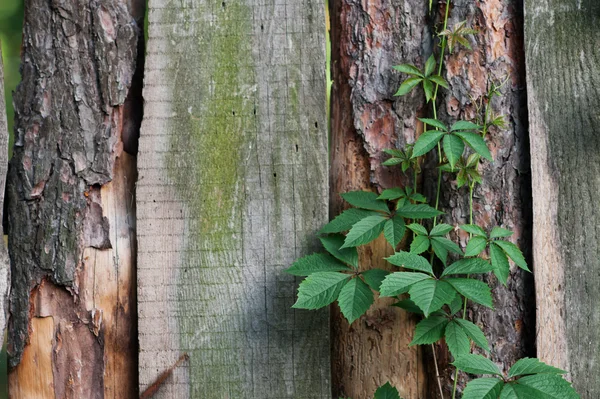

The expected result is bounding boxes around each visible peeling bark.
[0,44,10,340]
[7,0,144,397]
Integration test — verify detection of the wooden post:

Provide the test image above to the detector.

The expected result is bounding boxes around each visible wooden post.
[137,0,330,396]
[525,0,600,395]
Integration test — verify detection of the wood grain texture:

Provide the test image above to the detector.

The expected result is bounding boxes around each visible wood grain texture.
[525,0,600,396]
[329,0,428,397]
[432,0,535,395]
[0,45,9,341]
[6,0,143,397]
[137,0,329,397]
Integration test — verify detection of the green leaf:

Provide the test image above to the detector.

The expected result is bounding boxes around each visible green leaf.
[395,77,423,96]
[338,278,374,324]
[448,294,463,315]
[430,223,454,237]
[383,158,403,166]
[490,243,510,285]
[452,354,502,376]
[460,224,488,237]
[293,272,351,309]
[445,278,494,308]
[445,320,471,357]
[320,208,381,234]
[373,382,401,399]
[453,131,493,161]
[455,318,490,352]
[384,215,406,248]
[392,64,424,77]
[442,258,493,277]
[423,78,434,101]
[508,358,567,378]
[410,316,449,345]
[490,226,514,238]
[412,131,444,157]
[499,384,519,399]
[410,235,430,255]
[320,234,359,267]
[451,120,481,131]
[514,374,580,398]
[342,215,388,249]
[424,54,436,76]
[393,298,424,315]
[409,279,457,317]
[429,74,449,89]
[383,148,406,157]
[464,236,489,257]
[378,188,405,200]
[286,253,352,276]
[397,204,444,219]
[462,378,504,399]
[430,237,462,264]
[493,240,530,271]
[386,251,433,275]
[362,269,390,292]
[379,272,432,297]
[418,118,447,131]
[341,191,391,213]
[407,223,428,236]
[443,134,465,169]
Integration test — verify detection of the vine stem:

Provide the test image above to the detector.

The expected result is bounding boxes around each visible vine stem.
[432,343,445,399]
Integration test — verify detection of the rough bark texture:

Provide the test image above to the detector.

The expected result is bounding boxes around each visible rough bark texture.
[430,0,535,395]
[0,44,10,339]
[525,1,600,396]
[137,0,330,397]
[330,1,429,398]
[6,0,144,397]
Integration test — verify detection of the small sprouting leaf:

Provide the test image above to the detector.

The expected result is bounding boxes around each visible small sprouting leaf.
[460,224,488,237]
[429,75,449,89]
[451,120,481,131]
[490,226,514,238]
[441,258,493,277]
[453,131,493,161]
[423,79,434,102]
[424,54,436,76]
[392,64,424,77]
[342,215,388,249]
[452,354,502,376]
[293,272,351,309]
[338,278,374,324]
[286,253,352,276]
[462,378,504,399]
[454,318,490,352]
[412,131,445,157]
[410,316,449,345]
[395,77,423,96]
[384,215,407,248]
[373,382,401,399]
[397,204,444,219]
[410,192,427,203]
[410,235,430,255]
[383,158,403,166]
[445,320,471,357]
[407,223,429,236]
[445,278,493,308]
[508,358,567,378]
[379,272,432,297]
[362,269,390,292]
[443,134,465,169]
[409,279,457,317]
[493,240,530,271]
[464,236,488,257]
[393,298,424,315]
[430,223,453,237]
[419,118,448,131]
[386,251,433,275]
[448,294,463,315]
[457,169,469,188]
[383,148,405,157]
[490,242,510,285]
[341,191,391,213]
[466,153,481,168]
[513,374,580,398]
[378,187,405,200]
[320,234,359,267]
[320,208,381,234]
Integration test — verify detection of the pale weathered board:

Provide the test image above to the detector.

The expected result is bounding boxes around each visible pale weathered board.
[137,0,329,397]
[525,0,600,396]
[0,44,9,340]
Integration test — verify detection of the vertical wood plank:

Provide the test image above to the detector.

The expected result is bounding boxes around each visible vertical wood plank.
[137,0,330,397]
[0,44,9,339]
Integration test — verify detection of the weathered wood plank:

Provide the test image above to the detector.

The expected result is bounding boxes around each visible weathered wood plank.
[137,0,329,397]
[0,44,9,340]
[525,0,600,396]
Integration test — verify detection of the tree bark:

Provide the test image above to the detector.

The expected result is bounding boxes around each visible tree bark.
[525,0,600,396]
[431,0,535,396]
[329,1,429,398]
[6,0,144,397]
[137,0,330,397]
[0,44,10,341]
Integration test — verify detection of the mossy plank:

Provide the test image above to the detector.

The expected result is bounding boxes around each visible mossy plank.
[137,0,329,397]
